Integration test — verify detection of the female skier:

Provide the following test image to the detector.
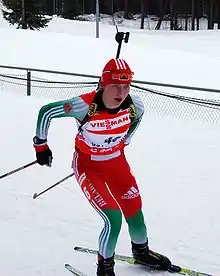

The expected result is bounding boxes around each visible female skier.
[33,58,174,275]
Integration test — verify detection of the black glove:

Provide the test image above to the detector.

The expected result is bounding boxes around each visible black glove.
[33,136,53,167]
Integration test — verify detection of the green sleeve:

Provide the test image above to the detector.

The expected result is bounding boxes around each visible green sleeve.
[35,96,88,140]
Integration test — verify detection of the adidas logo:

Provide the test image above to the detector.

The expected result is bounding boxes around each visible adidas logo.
[122,186,139,200]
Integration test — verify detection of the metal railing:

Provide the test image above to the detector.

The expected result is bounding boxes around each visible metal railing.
[1,64,220,96]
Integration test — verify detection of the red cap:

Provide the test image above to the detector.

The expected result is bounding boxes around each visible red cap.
[101,58,133,87]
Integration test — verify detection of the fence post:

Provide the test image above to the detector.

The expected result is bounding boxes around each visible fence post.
[27,70,31,96]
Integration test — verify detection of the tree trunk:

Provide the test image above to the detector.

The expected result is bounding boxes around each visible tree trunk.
[159,0,163,16]
[53,0,56,15]
[85,0,95,14]
[191,0,195,30]
[217,1,220,29]
[196,16,200,30]
[124,0,129,19]
[196,0,203,30]
[170,0,174,30]
[140,0,145,29]
[185,13,188,30]
[21,0,27,29]
[155,0,169,30]
[174,11,178,30]
[208,0,214,29]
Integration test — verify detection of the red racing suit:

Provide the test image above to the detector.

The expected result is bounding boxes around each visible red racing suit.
[35,90,148,258]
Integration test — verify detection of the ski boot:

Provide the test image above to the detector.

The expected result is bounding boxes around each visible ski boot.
[97,254,116,276]
[132,241,172,271]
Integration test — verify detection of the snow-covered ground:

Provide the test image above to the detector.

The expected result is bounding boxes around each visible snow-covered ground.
[0,4,220,276]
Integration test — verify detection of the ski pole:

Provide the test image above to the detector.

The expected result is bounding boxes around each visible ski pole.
[0,160,37,180]
[115,31,130,58]
[33,172,74,199]
[112,12,130,59]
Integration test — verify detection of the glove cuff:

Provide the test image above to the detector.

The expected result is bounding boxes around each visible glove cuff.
[33,136,49,152]
[34,144,49,152]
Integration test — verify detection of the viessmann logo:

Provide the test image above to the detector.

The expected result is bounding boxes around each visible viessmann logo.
[90,115,130,129]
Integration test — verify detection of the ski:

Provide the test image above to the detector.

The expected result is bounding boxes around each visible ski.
[74,246,212,276]
[65,263,87,276]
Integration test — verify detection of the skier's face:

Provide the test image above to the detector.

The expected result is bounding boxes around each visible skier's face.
[102,84,130,109]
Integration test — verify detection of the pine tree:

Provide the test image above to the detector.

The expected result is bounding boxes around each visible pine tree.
[1,0,52,30]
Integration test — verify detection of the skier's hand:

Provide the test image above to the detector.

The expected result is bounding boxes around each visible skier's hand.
[33,136,53,167]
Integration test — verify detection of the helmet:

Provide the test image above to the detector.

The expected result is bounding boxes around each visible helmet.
[101,58,133,88]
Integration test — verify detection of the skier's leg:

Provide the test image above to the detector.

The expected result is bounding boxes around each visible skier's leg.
[101,151,148,244]
[72,151,121,275]
[102,152,172,270]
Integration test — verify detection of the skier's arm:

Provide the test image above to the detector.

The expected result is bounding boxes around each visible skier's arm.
[124,95,145,144]
[33,96,89,166]
[35,96,88,140]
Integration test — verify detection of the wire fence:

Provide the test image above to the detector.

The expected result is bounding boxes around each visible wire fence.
[131,84,220,124]
[1,69,220,125]
[0,73,98,99]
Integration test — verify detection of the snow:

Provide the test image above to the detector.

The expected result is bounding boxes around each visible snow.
[1,13,220,90]
[0,7,220,276]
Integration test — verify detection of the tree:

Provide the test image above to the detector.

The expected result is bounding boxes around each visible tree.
[62,0,81,18]
[43,0,53,15]
[1,0,51,30]
[84,0,95,14]
[100,0,114,15]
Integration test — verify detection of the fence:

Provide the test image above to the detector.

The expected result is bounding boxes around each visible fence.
[1,64,220,124]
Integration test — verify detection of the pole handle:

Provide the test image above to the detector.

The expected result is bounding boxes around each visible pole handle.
[115,32,130,58]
